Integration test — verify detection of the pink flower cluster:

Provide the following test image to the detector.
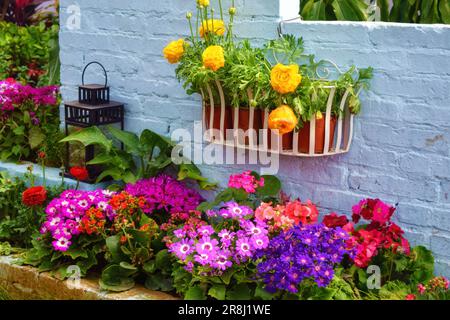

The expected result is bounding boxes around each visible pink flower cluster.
[0,78,58,114]
[255,200,319,233]
[168,203,269,274]
[228,171,264,193]
[41,190,116,252]
[124,174,203,215]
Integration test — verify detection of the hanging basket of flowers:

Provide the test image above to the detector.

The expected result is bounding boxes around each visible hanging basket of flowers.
[163,1,373,157]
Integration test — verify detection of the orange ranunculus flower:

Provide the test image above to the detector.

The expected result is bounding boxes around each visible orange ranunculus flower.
[163,39,185,64]
[197,0,210,6]
[268,105,298,135]
[199,19,226,38]
[22,186,47,207]
[270,63,302,95]
[202,45,225,71]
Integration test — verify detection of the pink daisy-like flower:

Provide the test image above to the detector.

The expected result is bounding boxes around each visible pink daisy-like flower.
[236,237,252,257]
[213,250,233,271]
[198,225,215,237]
[251,235,269,249]
[52,237,71,252]
[196,236,218,253]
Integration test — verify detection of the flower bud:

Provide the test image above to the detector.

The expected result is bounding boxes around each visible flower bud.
[229,7,236,15]
[186,12,192,19]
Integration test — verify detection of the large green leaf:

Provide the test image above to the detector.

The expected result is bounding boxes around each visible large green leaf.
[106,235,127,263]
[440,0,450,23]
[184,285,207,300]
[28,126,45,149]
[301,0,328,20]
[208,284,226,300]
[333,0,368,21]
[107,125,141,155]
[225,283,252,300]
[60,126,112,152]
[377,0,390,21]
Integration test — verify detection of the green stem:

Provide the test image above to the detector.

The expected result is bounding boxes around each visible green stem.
[188,17,195,43]
[218,0,224,21]
[75,180,80,191]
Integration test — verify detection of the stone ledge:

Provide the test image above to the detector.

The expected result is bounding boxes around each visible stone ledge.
[0,256,178,300]
[0,161,111,191]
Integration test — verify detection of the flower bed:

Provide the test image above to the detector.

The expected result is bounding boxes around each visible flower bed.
[1,166,447,300]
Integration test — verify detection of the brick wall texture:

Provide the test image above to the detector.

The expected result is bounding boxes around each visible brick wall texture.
[59,0,450,276]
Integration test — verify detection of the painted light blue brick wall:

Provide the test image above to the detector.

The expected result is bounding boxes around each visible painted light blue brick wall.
[59,0,450,276]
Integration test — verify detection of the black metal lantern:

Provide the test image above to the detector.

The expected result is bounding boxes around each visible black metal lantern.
[64,62,125,183]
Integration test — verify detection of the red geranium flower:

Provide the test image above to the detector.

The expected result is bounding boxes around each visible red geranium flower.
[70,167,89,181]
[323,213,349,228]
[22,186,47,207]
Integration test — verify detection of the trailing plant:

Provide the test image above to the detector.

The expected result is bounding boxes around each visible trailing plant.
[0,0,58,26]
[0,21,59,86]
[60,125,216,189]
[0,78,60,163]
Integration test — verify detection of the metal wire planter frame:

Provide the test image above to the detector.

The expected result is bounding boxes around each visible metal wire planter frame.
[200,80,355,157]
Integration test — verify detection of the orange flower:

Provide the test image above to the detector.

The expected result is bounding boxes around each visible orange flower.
[270,63,302,94]
[199,19,226,38]
[163,39,185,64]
[202,45,225,71]
[268,105,298,135]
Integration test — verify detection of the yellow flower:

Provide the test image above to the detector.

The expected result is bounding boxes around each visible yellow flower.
[268,105,298,135]
[163,39,185,64]
[270,63,302,95]
[197,0,210,7]
[202,45,225,71]
[199,19,226,38]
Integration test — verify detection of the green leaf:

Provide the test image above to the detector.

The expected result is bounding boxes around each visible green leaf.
[99,277,135,292]
[332,0,368,21]
[208,284,226,300]
[28,127,45,149]
[184,285,207,300]
[155,249,170,269]
[256,175,281,197]
[107,125,141,155]
[254,284,274,300]
[440,0,450,23]
[225,283,252,300]
[60,126,112,152]
[63,247,88,260]
[13,126,25,136]
[119,261,138,271]
[106,235,126,263]
[143,260,156,274]
[145,273,174,292]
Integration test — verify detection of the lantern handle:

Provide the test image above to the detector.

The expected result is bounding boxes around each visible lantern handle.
[82,61,108,88]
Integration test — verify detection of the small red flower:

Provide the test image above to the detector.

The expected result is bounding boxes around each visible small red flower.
[38,151,46,159]
[405,294,416,300]
[22,186,47,207]
[70,167,89,181]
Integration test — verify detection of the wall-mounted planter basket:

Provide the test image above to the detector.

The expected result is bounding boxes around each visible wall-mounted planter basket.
[201,80,355,157]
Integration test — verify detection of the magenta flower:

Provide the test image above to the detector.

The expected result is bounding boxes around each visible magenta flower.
[228,171,264,193]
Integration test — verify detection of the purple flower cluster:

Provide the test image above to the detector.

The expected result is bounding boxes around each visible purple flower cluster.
[124,174,203,215]
[256,223,351,293]
[41,189,116,252]
[169,203,269,274]
[0,78,58,114]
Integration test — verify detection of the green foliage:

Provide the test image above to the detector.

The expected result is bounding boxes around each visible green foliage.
[0,172,48,248]
[21,234,105,279]
[0,21,59,86]
[60,126,216,188]
[300,0,369,21]
[100,213,162,292]
[300,0,450,24]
